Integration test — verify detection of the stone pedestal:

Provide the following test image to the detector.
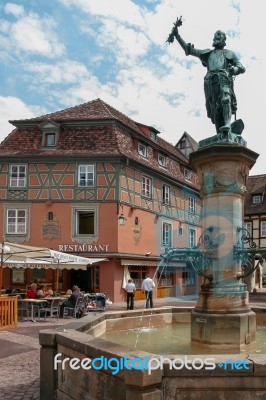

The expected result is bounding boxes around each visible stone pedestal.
[190,142,259,350]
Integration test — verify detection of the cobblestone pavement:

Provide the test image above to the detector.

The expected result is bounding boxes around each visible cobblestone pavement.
[0,319,71,400]
[0,294,265,400]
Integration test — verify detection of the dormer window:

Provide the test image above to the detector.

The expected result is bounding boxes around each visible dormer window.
[39,120,60,149]
[138,142,147,158]
[184,168,192,181]
[45,133,56,147]
[252,195,262,204]
[150,131,157,142]
[158,153,166,167]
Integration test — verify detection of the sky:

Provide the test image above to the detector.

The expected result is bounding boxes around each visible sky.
[0,0,265,176]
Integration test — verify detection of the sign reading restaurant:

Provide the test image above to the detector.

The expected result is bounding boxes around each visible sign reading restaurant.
[58,244,110,252]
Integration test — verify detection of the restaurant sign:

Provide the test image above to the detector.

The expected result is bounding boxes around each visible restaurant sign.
[58,244,110,252]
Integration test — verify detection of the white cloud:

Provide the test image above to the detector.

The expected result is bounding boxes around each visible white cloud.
[24,61,90,85]
[10,13,65,57]
[4,3,25,18]
[96,20,150,64]
[0,96,45,143]
[1,9,65,58]
[59,0,145,27]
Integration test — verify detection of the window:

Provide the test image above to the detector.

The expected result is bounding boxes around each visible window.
[48,212,54,221]
[182,270,195,286]
[150,131,156,142]
[158,154,166,167]
[157,272,173,287]
[189,228,196,248]
[9,165,26,188]
[180,139,186,149]
[189,196,195,213]
[142,176,152,198]
[78,165,94,187]
[45,133,56,146]
[162,185,170,204]
[129,266,147,289]
[261,221,266,237]
[184,168,192,181]
[75,211,95,235]
[7,209,26,234]
[253,195,261,204]
[244,222,252,237]
[162,222,172,246]
[178,227,184,236]
[138,143,147,157]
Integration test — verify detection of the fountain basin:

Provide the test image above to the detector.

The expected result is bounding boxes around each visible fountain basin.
[39,307,266,400]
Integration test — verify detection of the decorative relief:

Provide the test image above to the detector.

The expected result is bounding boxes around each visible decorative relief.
[42,214,60,240]
[201,160,249,196]
[132,219,142,245]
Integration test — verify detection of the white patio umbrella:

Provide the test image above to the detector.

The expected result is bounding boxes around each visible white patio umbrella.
[0,242,106,291]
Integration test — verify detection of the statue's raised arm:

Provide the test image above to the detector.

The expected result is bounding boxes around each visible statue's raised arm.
[167,17,246,135]
[166,16,191,56]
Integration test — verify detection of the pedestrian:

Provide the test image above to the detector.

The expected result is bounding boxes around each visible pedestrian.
[141,273,155,309]
[125,278,136,310]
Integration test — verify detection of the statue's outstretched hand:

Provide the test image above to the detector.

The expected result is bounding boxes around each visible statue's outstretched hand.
[166,16,182,44]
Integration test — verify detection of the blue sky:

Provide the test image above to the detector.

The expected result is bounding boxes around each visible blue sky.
[0,0,265,175]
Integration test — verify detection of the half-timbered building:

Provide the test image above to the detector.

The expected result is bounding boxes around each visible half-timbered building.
[0,99,201,302]
[244,174,266,292]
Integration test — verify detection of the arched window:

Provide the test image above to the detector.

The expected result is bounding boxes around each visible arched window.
[48,211,54,221]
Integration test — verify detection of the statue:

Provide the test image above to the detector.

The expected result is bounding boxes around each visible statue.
[167,17,245,135]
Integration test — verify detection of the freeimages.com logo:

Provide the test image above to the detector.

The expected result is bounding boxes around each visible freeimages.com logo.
[54,353,251,375]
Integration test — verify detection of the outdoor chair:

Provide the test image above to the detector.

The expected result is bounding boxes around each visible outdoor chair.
[17,295,30,321]
[63,296,84,318]
[40,298,61,321]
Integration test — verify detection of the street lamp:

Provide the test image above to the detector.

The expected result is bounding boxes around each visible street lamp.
[117,203,127,226]
[118,213,127,226]
[0,243,11,293]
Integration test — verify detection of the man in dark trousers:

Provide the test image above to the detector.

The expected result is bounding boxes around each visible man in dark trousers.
[125,278,136,310]
[141,273,155,309]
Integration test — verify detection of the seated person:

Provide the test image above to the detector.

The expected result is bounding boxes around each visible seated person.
[46,289,54,297]
[26,283,37,299]
[66,289,72,296]
[59,285,82,317]
[37,284,47,298]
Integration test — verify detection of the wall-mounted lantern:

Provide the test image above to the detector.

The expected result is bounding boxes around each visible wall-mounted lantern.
[117,203,127,226]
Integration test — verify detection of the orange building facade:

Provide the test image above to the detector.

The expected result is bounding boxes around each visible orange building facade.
[0,99,202,302]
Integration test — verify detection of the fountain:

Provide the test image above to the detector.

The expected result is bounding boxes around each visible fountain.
[161,142,259,352]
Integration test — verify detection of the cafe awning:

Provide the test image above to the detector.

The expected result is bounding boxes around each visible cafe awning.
[1,242,106,270]
[0,242,107,292]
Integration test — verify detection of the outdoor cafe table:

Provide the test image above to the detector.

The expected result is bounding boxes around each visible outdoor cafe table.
[19,297,65,322]
[19,298,47,322]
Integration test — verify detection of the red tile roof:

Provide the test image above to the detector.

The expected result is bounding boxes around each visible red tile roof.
[0,98,199,189]
[10,98,144,135]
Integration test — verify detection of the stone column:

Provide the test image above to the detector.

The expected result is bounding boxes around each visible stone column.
[190,143,258,351]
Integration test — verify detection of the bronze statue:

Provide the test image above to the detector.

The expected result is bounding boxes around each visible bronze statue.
[167,17,245,134]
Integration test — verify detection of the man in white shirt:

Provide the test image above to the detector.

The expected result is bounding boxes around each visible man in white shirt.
[141,273,155,309]
[125,278,136,310]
